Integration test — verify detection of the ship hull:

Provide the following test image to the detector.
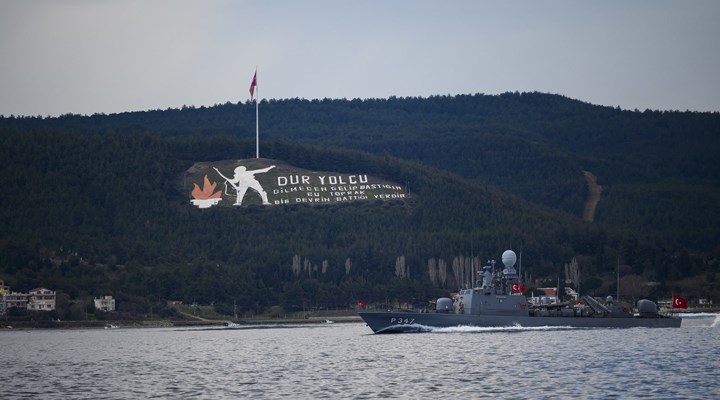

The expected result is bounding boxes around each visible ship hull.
[358,311,681,333]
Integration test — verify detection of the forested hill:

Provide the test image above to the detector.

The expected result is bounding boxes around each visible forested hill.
[0,93,718,313]
[3,93,719,251]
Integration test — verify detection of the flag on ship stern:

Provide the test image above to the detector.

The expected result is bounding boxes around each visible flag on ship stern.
[672,294,688,309]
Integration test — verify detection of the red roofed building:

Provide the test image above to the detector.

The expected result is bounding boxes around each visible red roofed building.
[529,288,560,305]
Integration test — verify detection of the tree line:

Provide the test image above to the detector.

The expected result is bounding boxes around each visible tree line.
[1,92,718,316]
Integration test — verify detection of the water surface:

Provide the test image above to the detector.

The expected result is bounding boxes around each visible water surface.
[2,315,718,399]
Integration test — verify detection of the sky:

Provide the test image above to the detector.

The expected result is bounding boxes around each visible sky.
[1,0,719,117]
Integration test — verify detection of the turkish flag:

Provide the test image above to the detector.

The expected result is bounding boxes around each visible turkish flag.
[249,70,257,99]
[672,295,688,309]
[520,284,526,293]
[357,301,366,308]
[511,283,521,293]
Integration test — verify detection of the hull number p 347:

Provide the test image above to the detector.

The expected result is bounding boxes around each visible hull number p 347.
[390,317,415,325]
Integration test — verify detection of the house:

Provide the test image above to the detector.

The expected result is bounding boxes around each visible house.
[564,287,579,301]
[94,296,116,312]
[27,288,56,311]
[4,292,28,310]
[529,288,564,305]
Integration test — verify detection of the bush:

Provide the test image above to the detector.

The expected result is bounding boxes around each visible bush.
[267,305,285,318]
[158,307,179,318]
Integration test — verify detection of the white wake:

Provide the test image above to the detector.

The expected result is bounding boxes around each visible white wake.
[378,323,579,333]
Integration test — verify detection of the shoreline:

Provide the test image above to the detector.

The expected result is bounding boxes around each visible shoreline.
[1,315,364,330]
[4,309,718,330]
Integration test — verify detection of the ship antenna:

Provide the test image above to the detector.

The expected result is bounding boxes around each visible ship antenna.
[491,259,496,282]
[518,249,522,283]
[616,255,620,302]
[470,244,474,288]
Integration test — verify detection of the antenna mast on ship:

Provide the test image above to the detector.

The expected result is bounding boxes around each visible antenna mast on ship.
[518,249,522,284]
[616,255,620,302]
[470,243,474,288]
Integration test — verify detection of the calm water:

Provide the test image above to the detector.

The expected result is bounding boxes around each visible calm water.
[1,315,718,399]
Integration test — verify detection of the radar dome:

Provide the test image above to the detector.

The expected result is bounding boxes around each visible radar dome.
[637,299,658,314]
[501,250,517,268]
[436,298,453,312]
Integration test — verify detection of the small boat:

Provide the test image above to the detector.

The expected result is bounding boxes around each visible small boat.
[104,324,119,329]
[321,319,335,324]
[223,321,242,328]
[359,250,681,333]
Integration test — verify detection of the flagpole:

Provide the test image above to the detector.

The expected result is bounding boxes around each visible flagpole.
[255,70,259,159]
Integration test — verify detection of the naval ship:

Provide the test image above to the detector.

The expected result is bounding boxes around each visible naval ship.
[358,250,681,333]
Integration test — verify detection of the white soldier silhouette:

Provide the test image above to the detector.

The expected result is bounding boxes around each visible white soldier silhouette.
[214,165,275,206]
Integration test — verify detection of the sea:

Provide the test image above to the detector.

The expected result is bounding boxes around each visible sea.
[1,314,718,399]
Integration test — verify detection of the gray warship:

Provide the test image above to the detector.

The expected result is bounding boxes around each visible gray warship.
[358,250,681,333]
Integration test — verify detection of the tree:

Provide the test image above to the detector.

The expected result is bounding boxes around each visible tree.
[428,258,437,286]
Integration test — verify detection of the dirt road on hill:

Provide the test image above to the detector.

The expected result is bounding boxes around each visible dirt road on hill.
[582,170,602,222]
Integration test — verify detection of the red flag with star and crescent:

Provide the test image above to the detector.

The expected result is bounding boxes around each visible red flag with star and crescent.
[672,294,688,309]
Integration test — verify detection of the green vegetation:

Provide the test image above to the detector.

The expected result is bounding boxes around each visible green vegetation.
[1,93,718,317]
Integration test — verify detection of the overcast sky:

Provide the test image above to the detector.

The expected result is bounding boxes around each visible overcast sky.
[1,0,719,117]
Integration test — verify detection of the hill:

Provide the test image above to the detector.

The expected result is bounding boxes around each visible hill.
[3,93,718,251]
[0,93,718,316]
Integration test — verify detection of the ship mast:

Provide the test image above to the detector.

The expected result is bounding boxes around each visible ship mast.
[616,256,620,302]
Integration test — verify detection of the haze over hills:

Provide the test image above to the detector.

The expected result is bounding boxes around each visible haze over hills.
[1,92,718,314]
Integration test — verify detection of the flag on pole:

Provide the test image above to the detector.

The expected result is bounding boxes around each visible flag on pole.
[672,294,688,309]
[249,70,257,100]
[250,68,259,158]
